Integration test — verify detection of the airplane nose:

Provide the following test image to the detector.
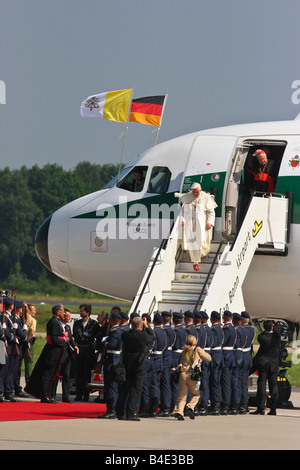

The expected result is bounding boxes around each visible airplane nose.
[34,215,52,271]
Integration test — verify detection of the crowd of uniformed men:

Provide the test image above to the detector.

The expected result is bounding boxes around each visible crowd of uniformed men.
[0,295,256,418]
[97,307,256,418]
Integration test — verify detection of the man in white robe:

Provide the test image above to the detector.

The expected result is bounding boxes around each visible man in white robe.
[176,183,217,270]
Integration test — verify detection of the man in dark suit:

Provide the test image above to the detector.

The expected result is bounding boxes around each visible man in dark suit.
[60,309,78,402]
[251,320,281,415]
[116,316,154,421]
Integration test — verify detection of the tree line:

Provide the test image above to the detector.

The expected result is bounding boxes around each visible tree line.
[0,161,120,297]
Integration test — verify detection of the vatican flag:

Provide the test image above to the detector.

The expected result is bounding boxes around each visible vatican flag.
[80,88,133,122]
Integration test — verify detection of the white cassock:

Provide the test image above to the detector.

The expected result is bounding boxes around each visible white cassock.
[177,191,218,263]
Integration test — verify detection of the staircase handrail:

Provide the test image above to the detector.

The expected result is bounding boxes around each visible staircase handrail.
[131,220,175,314]
[193,240,224,313]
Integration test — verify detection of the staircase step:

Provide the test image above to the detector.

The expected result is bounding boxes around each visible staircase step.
[177,261,217,273]
[171,280,206,290]
[174,272,212,283]
[162,290,200,302]
[180,242,229,259]
[158,299,201,312]
[180,252,221,263]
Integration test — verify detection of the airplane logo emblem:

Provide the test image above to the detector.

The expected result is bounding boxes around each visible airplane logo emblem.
[289,155,300,168]
[252,220,263,237]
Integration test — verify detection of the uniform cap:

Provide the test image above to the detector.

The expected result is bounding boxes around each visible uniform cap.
[120,311,129,320]
[111,312,121,319]
[161,311,172,318]
[223,310,233,317]
[241,311,250,319]
[142,313,151,322]
[211,310,221,320]
[194,311,203,319]
[184,310,194,318]
[233,312,242,321]
[173,312,183,320]
[153,313,163,324]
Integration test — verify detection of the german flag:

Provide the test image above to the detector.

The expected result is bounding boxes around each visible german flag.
[129,95,166,127]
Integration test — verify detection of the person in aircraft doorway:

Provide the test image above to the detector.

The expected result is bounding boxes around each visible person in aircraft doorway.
[176,183,217,271]
[245,148,279,196]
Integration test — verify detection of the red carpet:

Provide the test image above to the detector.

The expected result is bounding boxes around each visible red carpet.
[0,402,107,422]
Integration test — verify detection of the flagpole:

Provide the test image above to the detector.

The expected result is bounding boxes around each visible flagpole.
[117,87,134,183]
[153,93,168,146]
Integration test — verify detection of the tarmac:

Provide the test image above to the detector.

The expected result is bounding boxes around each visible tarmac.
[0,377,299,452]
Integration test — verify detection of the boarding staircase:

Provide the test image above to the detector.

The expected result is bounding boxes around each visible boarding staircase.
[129,194,290,316]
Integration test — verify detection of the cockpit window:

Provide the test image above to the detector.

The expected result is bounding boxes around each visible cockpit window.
[117,166,148,192]
[147,166,171,194]
[103,166,133,189]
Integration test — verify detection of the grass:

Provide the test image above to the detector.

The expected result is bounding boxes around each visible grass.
[26,300,131,333]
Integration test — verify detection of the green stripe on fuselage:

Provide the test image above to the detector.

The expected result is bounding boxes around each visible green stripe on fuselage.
[72,192,179,219]
[275,175,300,224]
[71,173,300,224]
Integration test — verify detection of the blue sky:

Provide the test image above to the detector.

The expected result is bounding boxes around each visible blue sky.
[1,0,300,170]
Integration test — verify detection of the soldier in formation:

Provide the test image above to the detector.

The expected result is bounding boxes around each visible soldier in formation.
[1,298,258,419]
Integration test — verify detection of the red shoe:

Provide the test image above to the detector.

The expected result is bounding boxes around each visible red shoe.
[193,263,199,271]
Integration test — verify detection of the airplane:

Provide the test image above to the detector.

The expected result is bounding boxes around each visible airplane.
[34,116,300,343]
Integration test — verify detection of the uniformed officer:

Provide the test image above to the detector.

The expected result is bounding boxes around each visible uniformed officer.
[184,311,198,338]
[119,312,130,332]
[220,310,237,415]
[2,298,29,402]
[0,299,7,403]
[171,312,186,411]
[159,311,175,416]
[148,313,167,417]
[209,311,224,415]
[194,311,205,347]
[98,311,123,419]
[230,312,245,414]
[197,311,212,415]
[239,311,256,414]
[139,313,153,417]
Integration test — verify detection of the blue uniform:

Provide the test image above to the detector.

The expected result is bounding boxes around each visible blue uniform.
[1,312,28,399]
[160,323,175,412]
[209,322,224,411]
[221,321,237,410]
[231,323,246,411]
[198,323,212,412]
[196,324,206,348]
[240,323,255,411]
[102,324,123,414]
[148,326,167,415]
[0,322,6,398]
[171,323,186,408]
[185,322,198,339]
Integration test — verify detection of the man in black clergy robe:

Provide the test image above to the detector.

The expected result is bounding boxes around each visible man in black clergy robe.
[116,316,154,421]
[25,304,69,403]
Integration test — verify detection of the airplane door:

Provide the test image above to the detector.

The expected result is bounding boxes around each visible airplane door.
[223,139,287,239]
[183,135,238,231]
[222,142,250,238]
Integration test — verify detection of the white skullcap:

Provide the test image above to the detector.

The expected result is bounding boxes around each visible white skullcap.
[191,182,201,190]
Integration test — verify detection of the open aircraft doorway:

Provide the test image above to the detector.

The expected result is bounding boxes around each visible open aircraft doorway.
[223,139,287,240]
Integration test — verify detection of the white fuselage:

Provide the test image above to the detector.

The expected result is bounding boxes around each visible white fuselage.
[36,120,300,324]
